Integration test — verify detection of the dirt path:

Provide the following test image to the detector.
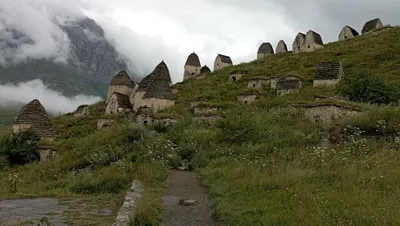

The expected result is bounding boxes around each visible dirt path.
[161,170,221,226]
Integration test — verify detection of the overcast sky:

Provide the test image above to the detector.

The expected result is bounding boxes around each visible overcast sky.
[0,0,398,112]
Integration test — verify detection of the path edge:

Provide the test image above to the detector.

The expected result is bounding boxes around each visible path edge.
[112,180,144,226]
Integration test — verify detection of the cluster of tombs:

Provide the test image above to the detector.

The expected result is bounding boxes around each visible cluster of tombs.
[182,17,388,80]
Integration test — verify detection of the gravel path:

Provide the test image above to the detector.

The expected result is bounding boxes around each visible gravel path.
[161,170,221,226]
[0,198,68,226]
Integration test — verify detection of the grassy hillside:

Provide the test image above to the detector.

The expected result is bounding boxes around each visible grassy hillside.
[1,28,400,226]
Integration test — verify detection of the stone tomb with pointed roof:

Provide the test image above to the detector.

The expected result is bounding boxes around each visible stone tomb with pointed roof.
[133,62,175,112]
[237,91,260,104]
[292,33,306,54]
[106,70,136,104]
[274,76,302,96]
[362,18,383,34]
[257,42,274,59]
[313,61,345,87]
[74,104,90,117]
[303,30,324,52]
[276,40,288,54]
[247,76,271,89]
[214,54,233,71]
[184,52,201,80]
[131,61,175,111]
[12,99,57,141]
[106,93,132,114]
[338,26,359,41]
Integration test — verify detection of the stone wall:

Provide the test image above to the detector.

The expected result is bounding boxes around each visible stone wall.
[12,123,32,133]
[313,79,341,87]
[154,118,178,126]
[294,105,362,124]
[229,73,245,82]
[193,115,221,125]
[106,94,132,115]
[112,180,143,226]
[237,95,258,104]
[74,106,89,118]
[135,114,154,125]
[38,146,56,162]
[194,106,221,114]
[338,26,358,41]
[277,88,300,96]
[106,85,133,104]
[131,91,146,111]
[257,53,272,60]
[184,65,201,80]
[138,98,175,112]
[248,79,270,89]
[97,119,115,130]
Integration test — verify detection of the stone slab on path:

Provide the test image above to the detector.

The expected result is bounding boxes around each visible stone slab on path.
[0,198,68,226]
[161,170,221,226]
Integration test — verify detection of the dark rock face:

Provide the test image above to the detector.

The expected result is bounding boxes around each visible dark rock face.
[0,17,132,97]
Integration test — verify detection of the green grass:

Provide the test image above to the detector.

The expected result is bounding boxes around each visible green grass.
[159,28,400,225]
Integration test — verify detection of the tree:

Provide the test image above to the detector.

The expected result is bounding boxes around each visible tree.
[0,129,40,165]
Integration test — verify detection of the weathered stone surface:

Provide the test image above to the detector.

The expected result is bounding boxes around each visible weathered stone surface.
[292,33,305,54]
[106,93,132,115]
[97,119,115,130]
[106,71,135,103]
[257,42,274,59]
[38,146,57,162]
[112,180,144,226]
[247,76,270,89]
[288,103,363,124]
[313,61,344,87]
[275,40,288,54]
[12,99,57,140]
[74,104,90,117]
[362,18,384,34]
[214,54,233,71]
[184,52,201,80]
[237,93,259,104]
[338,26,359,41]
[0,198,68,226]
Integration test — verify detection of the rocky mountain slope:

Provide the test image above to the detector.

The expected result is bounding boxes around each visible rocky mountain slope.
[0,17,132,97]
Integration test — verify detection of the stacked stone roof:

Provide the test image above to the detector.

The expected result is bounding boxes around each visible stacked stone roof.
[134,106,154,119]
[137,73,155,92]
[112,93,132,109]
[315,61,343,80]
[200,65,211,74]
[306,30,323,45]
[14,99,57,138]
[362,18,383,34]
[152,61,172,84]
[110,70,135,88]
[185,52,201,67]
[257,42,274,54]
[276,40,288,53]
[276,79,301,90]
[217,54,233,64]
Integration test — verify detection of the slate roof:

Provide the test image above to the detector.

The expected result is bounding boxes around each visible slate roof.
[306,30,323,45]
[315,61,343,80]
[110,70,135,88]
[143,78,176,100]
[13,99,57,138]
[217,54,233,64]
[257,42,274,54]
[137,73,155,92]
[200,65,211,74]
[343,25,359,36]
[185,52,201,67]
[111,93,132,109]
[276,79,301,90]
[362,18,383,34]
[152,61,172,84]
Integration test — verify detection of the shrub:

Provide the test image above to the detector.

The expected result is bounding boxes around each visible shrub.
[0,129,40,165]
[341,71,400,105]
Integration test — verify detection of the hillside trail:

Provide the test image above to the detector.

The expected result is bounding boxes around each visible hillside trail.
[161,170,221,226]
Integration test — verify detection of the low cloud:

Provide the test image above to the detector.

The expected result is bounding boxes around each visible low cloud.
[0,79,102,115]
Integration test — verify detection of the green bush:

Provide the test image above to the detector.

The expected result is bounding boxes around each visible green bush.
[341,71,400,105]
[0,129,40,165]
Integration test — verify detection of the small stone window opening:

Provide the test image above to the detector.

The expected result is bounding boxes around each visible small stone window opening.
[344,36,347,39]
[191,73,194,75]
[233,77,237,81]
[308,45,310,48]
[244,101,248,104]
[253,83,256,87]
[144,120,148,125]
